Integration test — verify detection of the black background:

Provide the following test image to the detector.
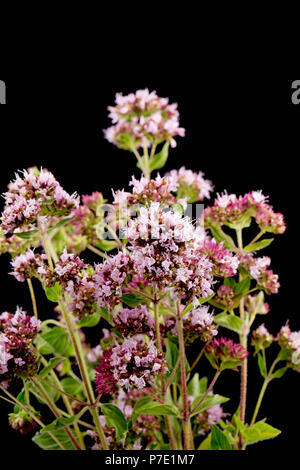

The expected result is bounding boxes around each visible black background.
[0,72,299,455]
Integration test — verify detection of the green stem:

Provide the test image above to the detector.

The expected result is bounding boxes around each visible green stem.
[27,279,38,318]
[39,355,85,449]
[250,358,279,425]
[40,231,108,450]
[153,293,177,450]
[30,377,81,450]
[249,230,265,246]
[176,302,193,450]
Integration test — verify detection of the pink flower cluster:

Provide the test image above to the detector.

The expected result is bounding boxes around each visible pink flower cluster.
[10,249,48,282]
[205,337,249,371]
[166,305,218,345]
[167,167,214,202]
[0,308,41,386]
[277,325,300,371]
[125,202,214,300]
[214,285,235,309]
[95,337,167,395]
[113,306,155,338]
[104,89,185,150]
[45,249,86,288]
[238,253,280,294]
[1,168,79,234]
[204,190,286,234]
[199,239,239,278]
[251,324,274,353]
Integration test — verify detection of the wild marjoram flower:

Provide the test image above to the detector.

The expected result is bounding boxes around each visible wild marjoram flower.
[0,89,295,452]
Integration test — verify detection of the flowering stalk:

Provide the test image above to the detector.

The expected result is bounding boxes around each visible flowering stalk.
[236,228,248,424]
[189,370,221,416]
[40,232,108,450]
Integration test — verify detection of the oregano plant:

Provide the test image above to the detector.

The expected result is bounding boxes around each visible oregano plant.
[0,89,297,451]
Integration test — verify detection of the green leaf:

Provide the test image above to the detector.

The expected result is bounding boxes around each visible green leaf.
[33,377,60,404]
[16,229,39,239]
[149,142,169,171]
[32,428,76,450]
[224,277,237,290]
[47,218,73,232]
[41,407,88,433]
[198,433,212,450]
[96,240,118,252]
[44,282,62,303]
[13,388,26,413]
[244,238,274,253]
[130,397,179,426]
[271,367,287,379]
[39,356,64,378]
[40,327,73,356]
[211,425,232,450]
[210,226,235,250]
[187,373,207,398]
[61,377,82,396]
[121,293,146,307]
[77,312,101,328]
[234,278,251,296]
[243,421,281,444]
[257,353,267,378]
[165,339,180,384]
[214,312,243,334]
[101,404,128,441]
[98,307,113,325]
[199,293,215,305]
[190,394,229,417]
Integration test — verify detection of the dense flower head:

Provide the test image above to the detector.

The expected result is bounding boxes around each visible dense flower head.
[94,251,131,311]
[10,249,48,282]
[113,306,155,338]
[277,325,300,371]
[65,274,99,319]
[205,337,249,371]
[204,190,267,228]
[167,167,214,202]
[95,337,167,395]
[1,168,79,234]
[237,253,280,294]
[104,89,185,150]
[251,324,273,353]
[214,284,235,309]
[199,239,239,277]
[45,249,86,288]
[0,307,41,385]
[255,205,286,234]
[166,305,218,344]
[124,202,214,300]
[113,174,179,209]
